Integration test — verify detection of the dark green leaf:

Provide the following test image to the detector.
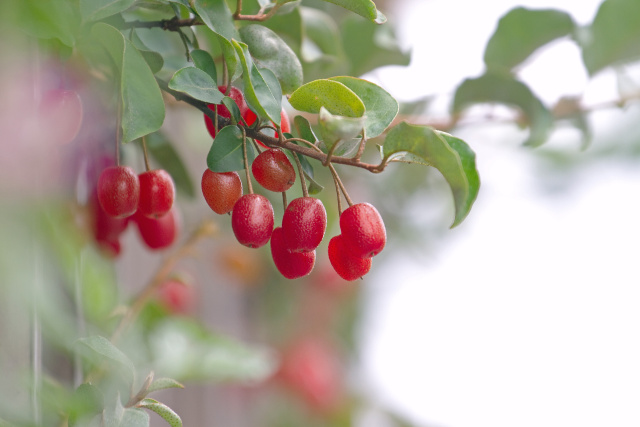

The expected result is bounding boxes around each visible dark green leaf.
[383,122,479,228]
[75,336,135,380]
[233,40,283,125]
[581,0,640,75]
[262,5,303,55]
[147,378,185,394]
[329,76,397,138]
[452,72,553,147]
[190,49,217,82]
[239,25,303,94]
[138,399,182,427]
[80,0,135,22]
[91,23,165,142]
[484,7,575,71]
[320,0,386,23]
[169,67,224,103]
[207,126,257,172]
[293,115,319,143]
[222,96,243,124]
[145,132,196,198]
[289,79,365,117]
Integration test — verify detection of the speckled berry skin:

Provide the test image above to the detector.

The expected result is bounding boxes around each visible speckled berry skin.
[231,194,274,248]
[270,227,316,279]
[138,169,175,218]
[201,169,243,214]
[282,197,327,253]
[339,203,386,258]
[97,166,140,218]
[328,234,372,281]
[252,149,296,192]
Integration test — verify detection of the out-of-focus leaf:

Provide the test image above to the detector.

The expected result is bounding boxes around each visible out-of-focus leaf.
[484,7,575,71]
[80,0,136,22]
[17,0,79,47]
[75,336,135,381]
[581,0,640,75]
[207,125,257,172]
[91,23,165,142]
[319,0,386,23]
[145,132,196,198]
[147,378,185,394]
[240,24,303,94]
[452,72,553,147]
[383,122,479,228]
[329,76,397,138]
[262,6,303,54]
[120,408,150,427]
[299,7,341,62]
[138,399,182,427]
[168,67,224,103]
[289,79,365,118]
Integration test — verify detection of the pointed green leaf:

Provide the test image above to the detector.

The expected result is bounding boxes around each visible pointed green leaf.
[239,25,303,94]
[320,0,386,24]
[145,132,196,198]
[206,126,257,172]
[329,76,397,138]
[289,79,365,118]
[190,49,217,82]
[80,0,136,22]
[91,23,165,142]
[75,336,135,380]
[484,7,575,71]
[232,40,282,125]
[138,399,182,427]
[318,107,365,156]
[383,122,479,228]
[293,115,319,143]
[222,96,243,124]
[147,378,185,394]
[581,0,640,75]
[452,72,553,147]
[129,29,164,74]
[169,67,224,104]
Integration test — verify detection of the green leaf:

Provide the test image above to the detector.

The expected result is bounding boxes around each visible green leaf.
[484,7,575,71]
[169,67,224,104]
[147,378,185,394]
[300,7,341,62]
[190,49,217,82]
[318,107,365,156]
[581,0,640,75]
[121,408,150,427]
[293,115,319,143]
[289,79,365,118]
[239,24,303,94]
[319,0,386,24]
[222,96,243,124]
[75,336,135,380]
[192,0,241,80]
[138,399,182,427]
[383,122,479,228]
[17,0,79,47]
[91,23,165,142]
[80,0,136,22]
[329,76,397,138]
[452,72,553,147]
[232,40,283,125]
[145,132,196,198]
[207,126,257,172]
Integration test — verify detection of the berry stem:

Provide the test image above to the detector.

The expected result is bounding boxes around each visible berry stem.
[241,127,253,194]
[292,151,308,198]
[353,131,367,162]
[115,96,122,167]
[328,164,353,207]
[141,136,151,172]
[332,168,343,214]
[282,191,287,210]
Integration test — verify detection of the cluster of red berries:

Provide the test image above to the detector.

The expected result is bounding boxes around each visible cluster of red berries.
[201,87,386,281]
[91,164,178,255]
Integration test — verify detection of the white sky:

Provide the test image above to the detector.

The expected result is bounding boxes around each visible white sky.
[359,1,640,426]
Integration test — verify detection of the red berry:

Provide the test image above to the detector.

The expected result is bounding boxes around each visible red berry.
[280,109,291,134]
[339,203,386,258]
[89,191,129,256]
[134,206,180,250]
[270,227,315,279]
[251,149,296,192]
[97,166,140,218]
[204,86,249,138]
[138,169,175,218]
[157,279,195,314]
[282,197,327,253]
[328,235,372,281]
[201,169,243,214]
[231,194,274,248]
[38,89,83,145]
[247,108,290,147]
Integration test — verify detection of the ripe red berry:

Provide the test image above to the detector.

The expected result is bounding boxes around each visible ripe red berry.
[246,108,291,147]
[201,169,243,214]
[339,203,386,258]
[251,149,296,192]
[97,166,140,218]
[134,206,180,250]
[282,197,327,253]
[157,279,195,314]
[204,86,250,138]
[231,194,274,248]
[138,169,175,218]
[270,227,315,279]
[328,234,372,281]
[89,192,129,256]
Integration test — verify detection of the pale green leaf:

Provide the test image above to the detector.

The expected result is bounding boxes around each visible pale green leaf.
[289,79,365,118]
[138,399,182,427]
[320,0,386,23]
[318,107,365,156]
[80,0,136,22]
[147,378,185,394]
[75,336,135,380]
